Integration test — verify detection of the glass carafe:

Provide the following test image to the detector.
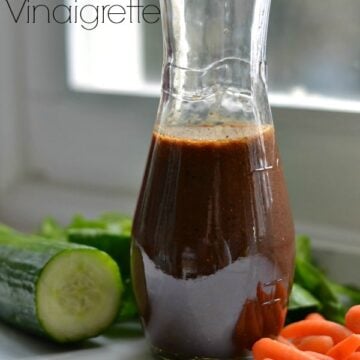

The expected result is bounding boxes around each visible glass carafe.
[131,0,295,359]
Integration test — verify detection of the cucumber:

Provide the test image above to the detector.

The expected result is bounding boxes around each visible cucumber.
[0,226,122,343]
[68,214,132,278]
[68,229,131,279]
[67,214,138,321]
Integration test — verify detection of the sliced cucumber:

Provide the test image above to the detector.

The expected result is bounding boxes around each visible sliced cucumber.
[67,214,138,321]
[0,227,122,343]
[37,249,121,342]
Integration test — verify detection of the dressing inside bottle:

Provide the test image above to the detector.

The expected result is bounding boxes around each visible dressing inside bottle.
[132,1,295,359]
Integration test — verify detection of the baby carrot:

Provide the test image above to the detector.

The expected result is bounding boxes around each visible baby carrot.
[345,305,360,334]
[306,313,325,321]
[295,335,334,354]
[252,337,318,360]
[278,335,296,347]
[234,299,263,350]
[305,351,334,360]
[345,353,360,360]
[281,320,352,344]
[326,334,360,360]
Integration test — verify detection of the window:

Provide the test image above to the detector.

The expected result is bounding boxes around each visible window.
[68,0,360,111]
[268,0,360,111]
[67,0,162,96]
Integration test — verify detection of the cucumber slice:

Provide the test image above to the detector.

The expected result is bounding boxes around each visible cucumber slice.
[67,214,138,321]
[37,249,121,342]
[0,227,122,343]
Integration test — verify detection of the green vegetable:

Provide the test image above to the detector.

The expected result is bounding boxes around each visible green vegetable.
[295,235,312,263]
[67,213,137,321]
[0,226,123,343]
[289,283,321,311]
[39,217,66,241]
[68,213,132,279]
[39,213,138,322]
[330,282,360,309]
[288,235,360,324]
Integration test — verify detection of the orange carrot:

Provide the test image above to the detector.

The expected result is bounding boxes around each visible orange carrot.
[345,353,360,360]
[304,351,334,360]
[294,335,334,354]
[233,299,264,350]
[278,335,296,347]
[252,337,318,360]
[345,305,360,334]
[306,313,326,321]
[326,334,360,360]
[281,320,352,344]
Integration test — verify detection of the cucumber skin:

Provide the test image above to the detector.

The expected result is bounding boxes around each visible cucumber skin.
[0,229,109,340]
[68,232,131,278]
[68,231,138,321]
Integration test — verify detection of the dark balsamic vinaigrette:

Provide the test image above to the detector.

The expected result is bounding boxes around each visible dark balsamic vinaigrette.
[132,122,295,359]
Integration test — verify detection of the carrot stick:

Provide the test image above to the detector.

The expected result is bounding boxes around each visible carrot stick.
[345,305,360,334]
[256,283,286,337]
[306,313,325,321]
[233,299,264,350]
[304,351,334,360]
[252,337,318,360]
[295,335,334,354]
[281,320,352,344]
[345,353,360,360]
[326,334,360,360]
[278,335,296,347]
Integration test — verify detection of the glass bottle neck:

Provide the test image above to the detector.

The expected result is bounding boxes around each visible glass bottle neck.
[158,0,272,127]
